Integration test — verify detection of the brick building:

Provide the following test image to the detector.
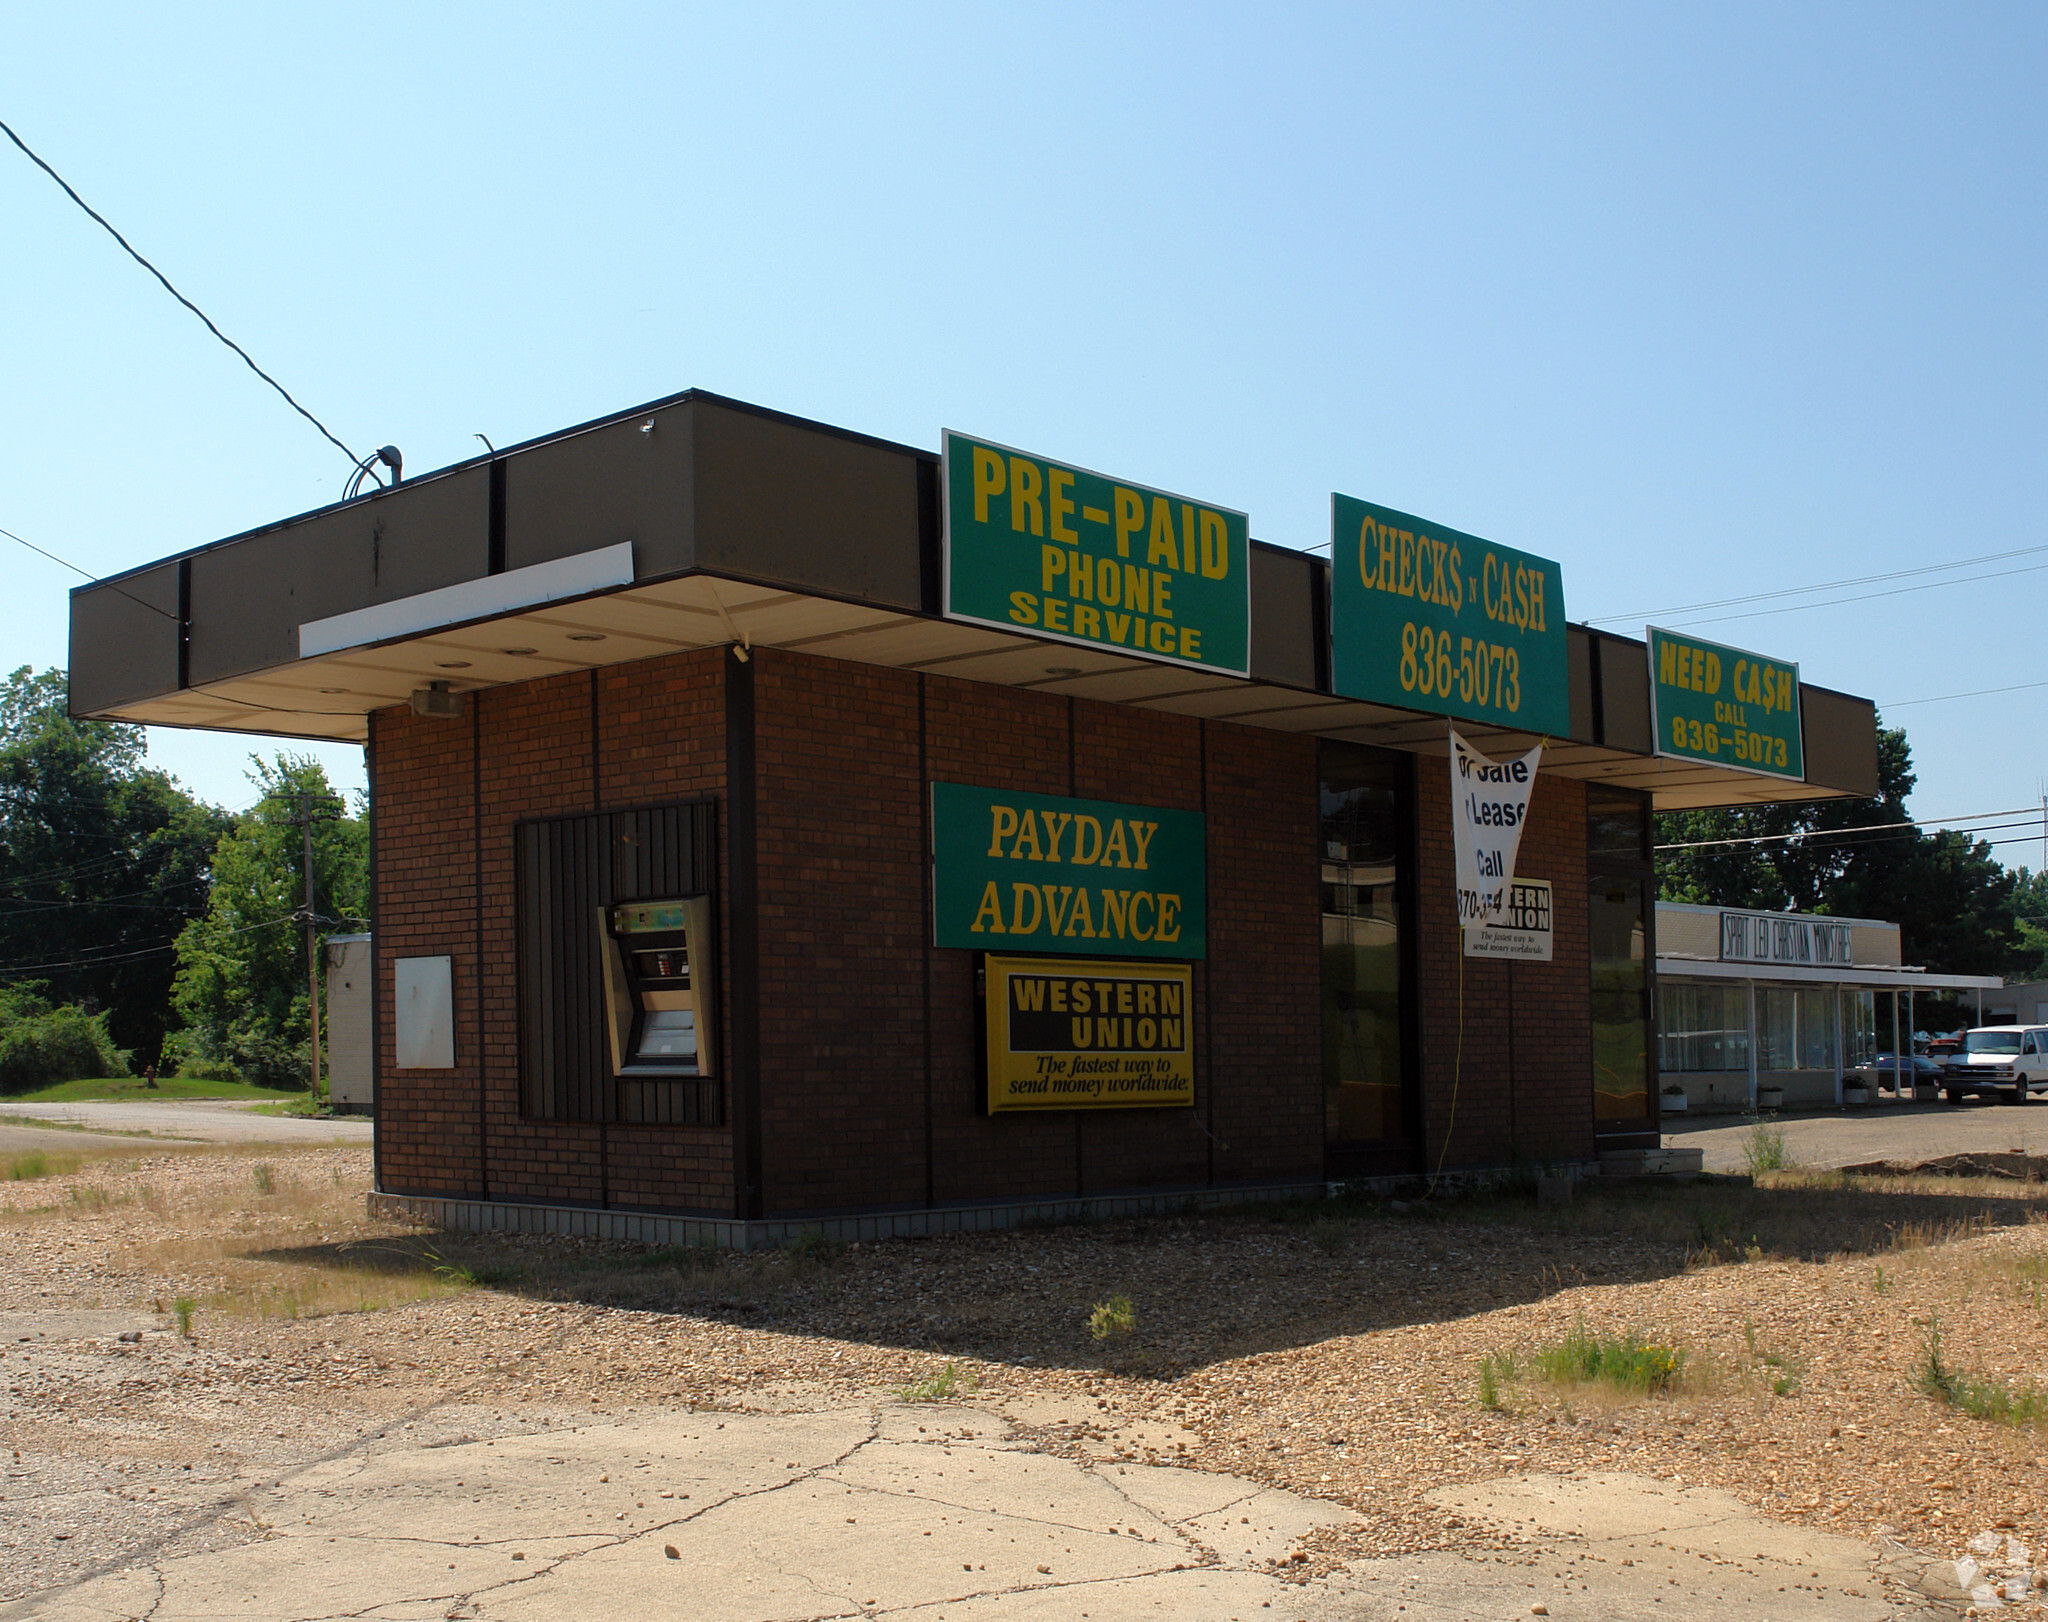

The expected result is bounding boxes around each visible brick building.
[66,391,1880,1244]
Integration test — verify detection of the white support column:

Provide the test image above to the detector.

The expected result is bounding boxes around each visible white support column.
[1747,981,1759,1110]
[1833,985,1845,1105]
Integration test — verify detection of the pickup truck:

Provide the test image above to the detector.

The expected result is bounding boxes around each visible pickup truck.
[1941,1026,2048,1103]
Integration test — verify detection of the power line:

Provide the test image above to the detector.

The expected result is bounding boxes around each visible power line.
[0,523,181,622]
[1588,540,2048,627]
[0,116,360,469]
[1881,678,2048,711]
[1655,559,2048,630]
[1656,805,2046,853]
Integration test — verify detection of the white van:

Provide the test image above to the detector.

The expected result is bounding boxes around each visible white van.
[1941,1026,2048,1103]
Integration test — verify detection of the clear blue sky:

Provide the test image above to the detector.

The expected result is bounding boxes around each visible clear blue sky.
[4,4,2044,858]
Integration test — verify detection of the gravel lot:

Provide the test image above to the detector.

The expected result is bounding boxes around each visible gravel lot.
[3,1142,2047,1612]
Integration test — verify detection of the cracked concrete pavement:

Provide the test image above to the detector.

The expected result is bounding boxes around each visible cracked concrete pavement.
[2,1389,1942,1622]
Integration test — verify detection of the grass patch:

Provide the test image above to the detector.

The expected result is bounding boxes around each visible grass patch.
[1526,1315,1687,1394]
[4,1075,305,1105]
[8,1149,82,1181]
[893,1361,975,1402]
[1917,1319,2048,1427]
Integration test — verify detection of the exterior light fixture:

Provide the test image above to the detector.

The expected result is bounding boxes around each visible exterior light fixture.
[408,680,465,720]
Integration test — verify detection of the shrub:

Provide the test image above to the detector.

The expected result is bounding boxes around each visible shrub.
[0,988,129,1094]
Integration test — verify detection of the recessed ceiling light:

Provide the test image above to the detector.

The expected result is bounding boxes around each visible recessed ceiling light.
[566,632,606,642]
[1045,666,1083,677]
[501,647,538,657]
[317,687,347,695]
[436,660,472,670]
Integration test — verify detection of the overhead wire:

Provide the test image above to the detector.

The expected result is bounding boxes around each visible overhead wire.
[1588,540,2048,627]
[1655,806,2047,852]
[0,116,360,469]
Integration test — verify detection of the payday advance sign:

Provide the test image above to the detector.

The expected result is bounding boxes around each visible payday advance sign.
[983,956,1195,1112]
[1331,495,1570,737]
[1647,627,1804,781]
[942,430,1251,676]
[930,783,1206,959]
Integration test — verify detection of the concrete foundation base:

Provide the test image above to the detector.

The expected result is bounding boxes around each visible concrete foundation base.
[367,1178,1330,1249]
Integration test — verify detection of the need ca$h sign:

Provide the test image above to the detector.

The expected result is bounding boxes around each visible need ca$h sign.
[941,431,1251,676]
[1330,494,1570,738]
[1646,626,1803,781]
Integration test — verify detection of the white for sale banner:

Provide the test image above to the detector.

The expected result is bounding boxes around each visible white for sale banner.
[1450,729,1542,931]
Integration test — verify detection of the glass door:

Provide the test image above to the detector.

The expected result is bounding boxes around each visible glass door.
[1588,786,1658,1145]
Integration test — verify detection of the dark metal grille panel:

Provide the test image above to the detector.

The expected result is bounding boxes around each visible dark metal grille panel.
[516,801,718,1125]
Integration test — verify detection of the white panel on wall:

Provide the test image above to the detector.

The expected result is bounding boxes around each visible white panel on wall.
[394,956,455,1069]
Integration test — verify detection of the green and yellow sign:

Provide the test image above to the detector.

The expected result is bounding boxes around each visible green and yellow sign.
[983,955,1195,1112]
[1330,495,1569,737]
[931,782,1205,959]
[1648,626,1803,780]
[942,430,1251,676]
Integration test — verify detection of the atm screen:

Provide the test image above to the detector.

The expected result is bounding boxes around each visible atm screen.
[598,896,715,1079]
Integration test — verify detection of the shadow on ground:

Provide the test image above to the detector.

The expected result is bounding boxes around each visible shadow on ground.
[243,1168,2048,1378]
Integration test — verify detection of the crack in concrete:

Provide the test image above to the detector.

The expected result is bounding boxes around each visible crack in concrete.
[0,1304,609,1617]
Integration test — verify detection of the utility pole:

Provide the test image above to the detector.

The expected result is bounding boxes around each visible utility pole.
[271,790,344,1105]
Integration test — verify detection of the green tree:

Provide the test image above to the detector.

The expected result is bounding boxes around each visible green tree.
[168,755,366,1087]
[0,667,227,1061]
[1656,721,2017,975]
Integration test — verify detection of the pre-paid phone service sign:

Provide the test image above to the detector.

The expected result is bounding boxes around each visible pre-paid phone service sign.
[1330,494,1569,738]
[942,430,1251,677]
[1647,626,1803,781]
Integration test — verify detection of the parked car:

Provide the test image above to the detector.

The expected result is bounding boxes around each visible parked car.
[1855,1052,1942,1089]
[1940,1027,2048,1103]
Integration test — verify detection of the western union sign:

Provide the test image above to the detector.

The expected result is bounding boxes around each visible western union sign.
[941,430,1251,677]
[931,783,1205,959]
[984,956,1195,1112]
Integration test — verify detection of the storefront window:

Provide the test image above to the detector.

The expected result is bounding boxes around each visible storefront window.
[1657,984,1749,1072]
[1588,786,1653,1124]
[1797,988,1837,1070]
[1843,990,1876,1068]
[1320,743,1409,1143]
[1757,988,1798,1070]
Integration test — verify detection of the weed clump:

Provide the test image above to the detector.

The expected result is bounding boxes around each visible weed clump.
[1917,1318,2048,1427]
[1528,1315,1686,1394]
[894,1361,975,1402]
[1088,1294,1138,1343]
[1743,1120,1793,1177]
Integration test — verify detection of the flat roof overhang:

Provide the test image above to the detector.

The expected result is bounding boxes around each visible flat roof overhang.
[1657,959,2002,992]
[68,390,1881,811]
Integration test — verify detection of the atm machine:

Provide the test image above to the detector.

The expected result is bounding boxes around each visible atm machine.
[598,897,717,1078]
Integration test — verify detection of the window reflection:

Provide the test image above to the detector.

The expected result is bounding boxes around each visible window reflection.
[1320,744,1407,1143]
[1588,786,1653,1124]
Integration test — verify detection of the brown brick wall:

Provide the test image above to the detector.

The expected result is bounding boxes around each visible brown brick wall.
[1414,759,1594,1170]
[371,702,483,1198]
[374,639,1601,1217]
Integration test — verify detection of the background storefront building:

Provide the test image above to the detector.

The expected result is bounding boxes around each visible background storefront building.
[1656,903,1999,1111]
[67,391,1885,1242]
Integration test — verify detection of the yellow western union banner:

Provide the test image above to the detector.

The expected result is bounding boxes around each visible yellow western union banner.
[984,956,1195,1112]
